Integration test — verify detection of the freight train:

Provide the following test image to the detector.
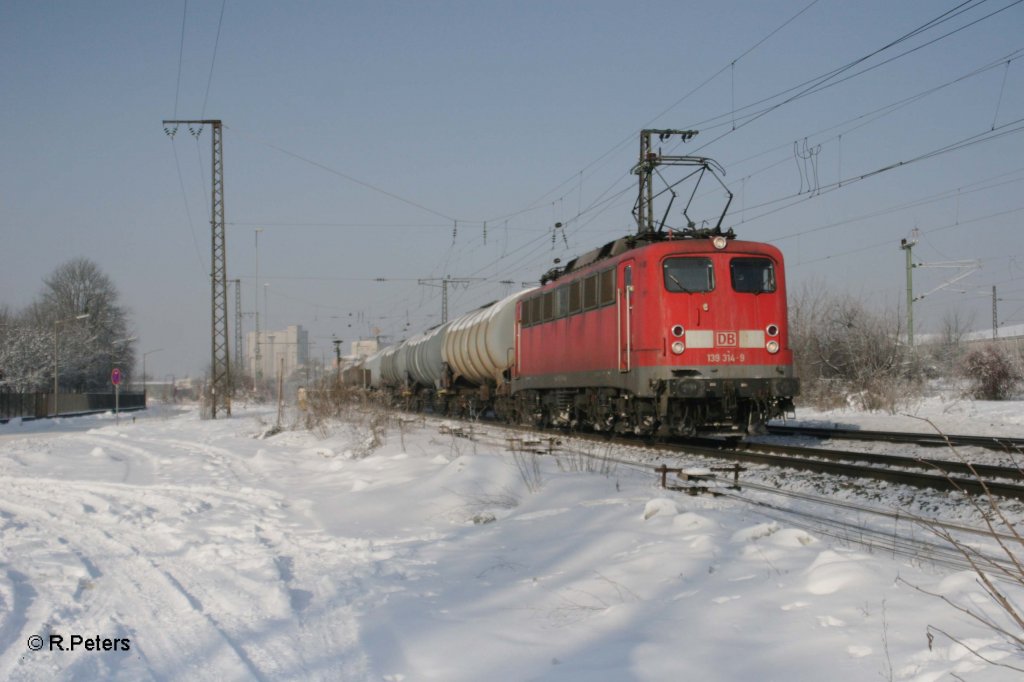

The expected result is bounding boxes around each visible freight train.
[345,130,799,435]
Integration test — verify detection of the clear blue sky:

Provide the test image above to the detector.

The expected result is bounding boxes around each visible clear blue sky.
[3,0,1023,377]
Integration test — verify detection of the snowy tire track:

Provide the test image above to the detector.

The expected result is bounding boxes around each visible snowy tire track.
[0,472,369,680]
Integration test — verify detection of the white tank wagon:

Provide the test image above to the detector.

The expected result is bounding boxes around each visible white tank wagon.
[379,343,409,387]
[406,324,450,389]
[362,349,386,388]
[443,289,534,386]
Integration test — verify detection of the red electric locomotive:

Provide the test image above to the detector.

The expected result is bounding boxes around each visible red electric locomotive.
[501,130,799,435]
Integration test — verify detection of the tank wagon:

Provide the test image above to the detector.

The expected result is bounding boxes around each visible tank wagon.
[345,129,799,434]
[354,288,533,415]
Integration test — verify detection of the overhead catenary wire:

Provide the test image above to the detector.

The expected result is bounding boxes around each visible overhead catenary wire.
[168,138,207,272]
[721,48,1024,186]
[485,0,826,229]
[174,3,1022,344]
[221,0,828,246]
[478,7,1024,272]
[687,0,1024,151]
[173,0,188,118]
[200,0,227,119]
[228,125,461,223]
[728,116,1024,228]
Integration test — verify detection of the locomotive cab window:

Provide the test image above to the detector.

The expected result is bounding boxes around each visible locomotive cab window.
[730,257,776,294]
[598,269,616,306]
[583,275,598,309]
[568,280,582,314]
[663,258,714,293]
[542,291,555,321]
[555,286,569,318]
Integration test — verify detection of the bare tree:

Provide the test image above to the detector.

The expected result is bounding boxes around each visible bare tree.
[790,284,919,411]
[0,259,134,392]
[41,258,135,391]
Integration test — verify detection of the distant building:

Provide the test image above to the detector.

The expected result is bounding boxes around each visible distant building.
[964,323,1024,343]
[351,339,379,358]
[247,325,309,380]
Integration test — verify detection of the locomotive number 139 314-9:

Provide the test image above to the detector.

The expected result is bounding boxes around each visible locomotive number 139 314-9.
[706,351,746,363]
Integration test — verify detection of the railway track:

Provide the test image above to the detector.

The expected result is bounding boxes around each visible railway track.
[438,416,1023,578]
[430,409,1024,499]
[479,417,1024,497]
[765,423,1024,452]
[483,420,1024,500]
[671,436,1024,500]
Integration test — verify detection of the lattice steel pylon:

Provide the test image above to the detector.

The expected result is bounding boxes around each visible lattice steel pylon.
[417,276,482,323]
[232,279,243,379]
[163,118,231,417]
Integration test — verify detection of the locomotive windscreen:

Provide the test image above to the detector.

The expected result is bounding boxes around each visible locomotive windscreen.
[730,257,776,294]
[663,257,715,293]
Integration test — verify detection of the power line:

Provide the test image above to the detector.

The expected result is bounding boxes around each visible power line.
[722,48,1024,183]
[227,221,451,229]
[788,204,1024,269]
[731,116,1024,227]
[200,0,227,119]
[769,168,1024,244]
[173,0,188,117]
[690,0,1021,149]
[475,0,825,233]
[193,5,1022,342]
[167,137,207,271]
[227,125,460,223]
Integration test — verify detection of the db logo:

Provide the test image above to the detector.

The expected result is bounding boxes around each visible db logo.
[715,331,738,347]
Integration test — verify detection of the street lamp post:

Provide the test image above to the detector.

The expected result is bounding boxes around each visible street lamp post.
[53,313,90,417]
[110,337,137,424]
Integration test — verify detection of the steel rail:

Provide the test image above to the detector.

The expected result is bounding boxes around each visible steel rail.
[669,438,1024,500]
[482,419,1024,499]
[766,424,1024,452]
[714,438,1024,481]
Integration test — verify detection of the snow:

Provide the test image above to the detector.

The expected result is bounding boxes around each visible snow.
[780,394,1024,438]
[2,402,1023,680]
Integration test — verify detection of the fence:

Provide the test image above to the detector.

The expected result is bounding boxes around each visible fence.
[0,390,146,421]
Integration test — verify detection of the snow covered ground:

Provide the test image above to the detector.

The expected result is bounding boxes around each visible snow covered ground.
[2,400,1023,681]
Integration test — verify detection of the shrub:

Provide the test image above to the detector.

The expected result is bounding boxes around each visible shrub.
[960,344,1022,400]
[789,285,921,412]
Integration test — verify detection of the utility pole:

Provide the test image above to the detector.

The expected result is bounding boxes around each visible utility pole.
[254,228,263,383]
[417,276,482,324]
[232,279,243,381]
[163,119,231,417]
[900,236,917,348]
[332,338,343,383]
[899,227,980,350]
[993,285,998,339]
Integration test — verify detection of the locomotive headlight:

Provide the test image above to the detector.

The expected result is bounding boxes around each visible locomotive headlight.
[766,323,779,337]
[712,236,728,250]
[766,340,780,354]
[671,341,686,355]
[671,324,685,338]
